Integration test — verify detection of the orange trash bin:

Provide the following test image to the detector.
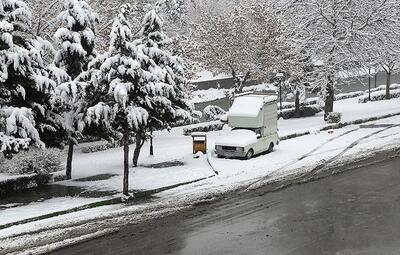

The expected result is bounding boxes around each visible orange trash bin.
[191,132,207,154]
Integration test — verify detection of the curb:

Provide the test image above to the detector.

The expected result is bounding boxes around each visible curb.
[0,175,215,230]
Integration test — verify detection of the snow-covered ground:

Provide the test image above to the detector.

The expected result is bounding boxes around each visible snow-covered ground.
[190,88,229,103]
[278,97,400,137]
[61,153,213,192]
[1,97,400,254]
[0,197,106,226]
[190,83,275,104]
[192,71,231,82]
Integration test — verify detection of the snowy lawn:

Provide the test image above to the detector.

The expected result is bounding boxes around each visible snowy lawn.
[59,96,400,193]
[61,153,213,192]
[278,96,400,136]
[0,197,106,226]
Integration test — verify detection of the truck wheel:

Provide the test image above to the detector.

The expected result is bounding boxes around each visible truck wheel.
[245,149,254,160]
[268,143,274,153]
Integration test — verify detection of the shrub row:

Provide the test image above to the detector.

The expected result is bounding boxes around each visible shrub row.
[280,97,320,110]
[81,142,114,153]
[0,148,62,175]
[335,91,365,101]
[183,121,225,136]
[335,84,400,101]
[358,89,400,103]
[280,104,323,120]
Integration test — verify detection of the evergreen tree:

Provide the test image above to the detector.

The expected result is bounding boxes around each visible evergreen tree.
[52,0,99,179]
[84,4,192,198]
[0,0,56,157]
[136,7,193,159]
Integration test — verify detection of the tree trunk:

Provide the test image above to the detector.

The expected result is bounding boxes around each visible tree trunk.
[132,134,143,167]
[386,71,391,100]
[149,133,154,156]
[66,140,74,180]
[123,130,130,196]
[294,90,301,118]
[324,77,334,120]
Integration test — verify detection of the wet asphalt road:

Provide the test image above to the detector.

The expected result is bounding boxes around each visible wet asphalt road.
[51,157,400,255]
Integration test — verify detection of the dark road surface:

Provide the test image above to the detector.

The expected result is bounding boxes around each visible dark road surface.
[52,157,400,255]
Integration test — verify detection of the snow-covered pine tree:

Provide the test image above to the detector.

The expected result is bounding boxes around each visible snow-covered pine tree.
[53,0,99,179]
[137,6,193,159]
[0,0,56,157]
[83,4,149,197]
[84,3,192,197]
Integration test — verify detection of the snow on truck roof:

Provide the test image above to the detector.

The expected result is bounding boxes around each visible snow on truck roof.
[215,129,257,147]
[229,95,277,118]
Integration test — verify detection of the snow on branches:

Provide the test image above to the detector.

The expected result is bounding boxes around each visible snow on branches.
[54,0,98,79]
[283,0,400,117]
[0,107,44,155]
[184,2,280,94]
[0,0,59,154]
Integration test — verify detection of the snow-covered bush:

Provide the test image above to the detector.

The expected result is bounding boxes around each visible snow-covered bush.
[335,91,365,101]
[191,110,203,119]
[280,104,322,120]
[81,143,113,153]
[203,105,226,121]
[359,89,400,103]
[183,122,225,136]
[369,84,400,93]
[0,149,62,175]
[326,112,342,124]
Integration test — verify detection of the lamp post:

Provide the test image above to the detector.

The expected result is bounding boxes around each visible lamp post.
[368,67,371,101]
[276,72,284,117]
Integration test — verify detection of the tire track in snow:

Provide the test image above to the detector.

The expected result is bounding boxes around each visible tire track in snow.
[301,124,400,181]
[246,128,361,190]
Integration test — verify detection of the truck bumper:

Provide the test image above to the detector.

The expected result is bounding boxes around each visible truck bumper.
[215,149,246,158]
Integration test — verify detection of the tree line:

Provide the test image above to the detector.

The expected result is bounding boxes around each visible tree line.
[0,0,194,198]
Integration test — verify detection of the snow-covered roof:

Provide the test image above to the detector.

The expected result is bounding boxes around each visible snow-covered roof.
[229,95,277,118]
[215,129,258,147]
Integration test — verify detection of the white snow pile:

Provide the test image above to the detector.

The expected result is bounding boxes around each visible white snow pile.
[190,88,229,103]
[243,83,277,93]
[215,129,257,147]
[192,71,231,82]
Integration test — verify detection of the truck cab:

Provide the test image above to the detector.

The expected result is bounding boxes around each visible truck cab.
[215,94,279,159]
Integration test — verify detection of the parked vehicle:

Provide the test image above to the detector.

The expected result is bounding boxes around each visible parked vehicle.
[215,94,279,159]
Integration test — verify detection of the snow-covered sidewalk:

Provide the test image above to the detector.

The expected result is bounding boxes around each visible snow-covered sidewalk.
[1,97,400,254]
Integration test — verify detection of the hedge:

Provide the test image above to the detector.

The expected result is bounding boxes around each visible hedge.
[280,104,323,120]
[358,89,400,103]
[183,121,225,136]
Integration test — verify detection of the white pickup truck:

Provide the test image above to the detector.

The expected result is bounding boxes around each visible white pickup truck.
[215,94,279,159]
